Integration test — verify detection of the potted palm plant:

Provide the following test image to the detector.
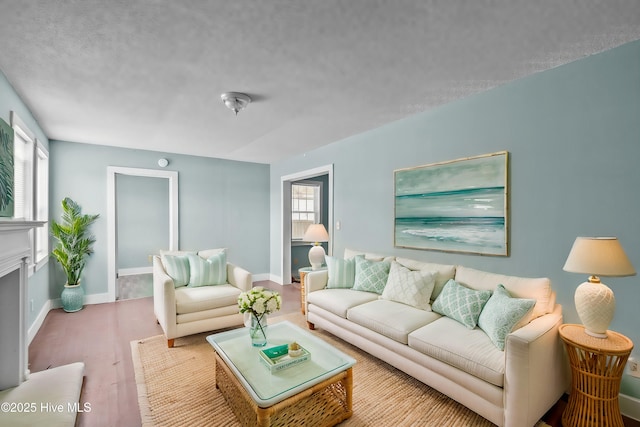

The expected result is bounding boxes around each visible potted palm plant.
[51,197,99,312]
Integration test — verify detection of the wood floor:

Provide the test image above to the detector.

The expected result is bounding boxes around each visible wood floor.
[28,281,639,427]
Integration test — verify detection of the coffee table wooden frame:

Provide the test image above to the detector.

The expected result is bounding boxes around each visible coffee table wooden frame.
[214,351,353,427]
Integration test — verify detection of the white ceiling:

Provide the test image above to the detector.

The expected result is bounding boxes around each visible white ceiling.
[0,1,638,164]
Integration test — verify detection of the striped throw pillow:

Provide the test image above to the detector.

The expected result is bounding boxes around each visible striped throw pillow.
[187,251,227,287]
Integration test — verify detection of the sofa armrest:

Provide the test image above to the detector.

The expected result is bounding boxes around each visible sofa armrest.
[152,256,178,339]
[504,304,568,427]
[306,270,329,294]
[227,263,252,292]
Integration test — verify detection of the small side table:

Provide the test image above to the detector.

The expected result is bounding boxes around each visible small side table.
[298,267,326,315]
[559,324,633,427]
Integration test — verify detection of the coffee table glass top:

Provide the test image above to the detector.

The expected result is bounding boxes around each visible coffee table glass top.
[207,320,356,407]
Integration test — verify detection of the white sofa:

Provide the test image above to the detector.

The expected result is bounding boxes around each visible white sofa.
[153,248,252,347]
[305,249,568,427]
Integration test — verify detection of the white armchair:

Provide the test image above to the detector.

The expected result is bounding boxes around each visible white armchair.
[153,249,252,347]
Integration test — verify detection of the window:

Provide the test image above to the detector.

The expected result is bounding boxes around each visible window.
[12,113,34,221]
[11,112,49,271]
[291,182,321,240]
[34,141,49,267]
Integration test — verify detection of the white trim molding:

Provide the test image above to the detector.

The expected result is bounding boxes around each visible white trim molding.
[107,166,179,301]
[280,164,333,286]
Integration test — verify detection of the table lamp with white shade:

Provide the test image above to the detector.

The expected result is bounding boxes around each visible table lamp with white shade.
[303,224,329,270]
[563,237,636,338]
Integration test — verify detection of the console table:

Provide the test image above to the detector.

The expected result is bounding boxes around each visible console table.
[559,324,633,427]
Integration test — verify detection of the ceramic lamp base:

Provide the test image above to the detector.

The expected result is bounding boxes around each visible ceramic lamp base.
[574,280,615,339]
[308,244,326,270]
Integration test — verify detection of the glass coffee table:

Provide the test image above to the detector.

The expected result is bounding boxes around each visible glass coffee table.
[207,320,356,427]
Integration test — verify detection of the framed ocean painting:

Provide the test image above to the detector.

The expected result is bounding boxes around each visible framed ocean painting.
[394,151,509,256]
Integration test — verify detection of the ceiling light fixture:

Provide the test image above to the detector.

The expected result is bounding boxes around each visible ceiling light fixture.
[221,92,251,115]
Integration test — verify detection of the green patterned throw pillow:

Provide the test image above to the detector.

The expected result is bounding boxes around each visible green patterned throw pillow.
[326,256,356,289]
[432,279,491,329]
[352,256,391,294]
[381,261,436,310]
[187,251,227,287]
[478,284,536,350]
[161,254,191,288]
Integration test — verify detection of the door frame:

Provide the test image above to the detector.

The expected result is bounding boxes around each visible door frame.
[280,164,333,285]
[106,166,179,301]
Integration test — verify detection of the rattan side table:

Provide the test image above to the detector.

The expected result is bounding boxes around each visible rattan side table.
[299,266,326,315]
[559,324,633,427]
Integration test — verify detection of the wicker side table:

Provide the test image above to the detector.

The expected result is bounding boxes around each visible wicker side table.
[299,267,326,315]
[559,324,633,427]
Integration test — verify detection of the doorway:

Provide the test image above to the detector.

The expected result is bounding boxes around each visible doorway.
[107,167,179,302]
[281,165,333,285]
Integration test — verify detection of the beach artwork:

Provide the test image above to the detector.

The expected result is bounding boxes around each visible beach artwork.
[394,151,508,256]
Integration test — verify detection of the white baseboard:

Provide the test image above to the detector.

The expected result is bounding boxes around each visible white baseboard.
[268,274,283,285]
[621,393,640,421]
[118,267,153,276]
[28,299,53,344]
[252,273,271,282]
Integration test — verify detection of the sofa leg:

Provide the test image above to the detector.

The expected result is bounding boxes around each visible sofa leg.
[167,339,174,348]
[307,322,315,330]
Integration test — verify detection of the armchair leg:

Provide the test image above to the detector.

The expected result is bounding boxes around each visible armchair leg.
[307,322,315,330]
[167,339,175,348]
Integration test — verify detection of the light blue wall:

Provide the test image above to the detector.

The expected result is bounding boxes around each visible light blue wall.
[49,140,271,298]
[270,40,640,397]
[0,71,51,326]
[116,174,169,269]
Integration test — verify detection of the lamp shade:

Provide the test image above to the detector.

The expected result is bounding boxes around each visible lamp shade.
[303,224,329,243]
[563,237,636,277]
[563,237,636,338]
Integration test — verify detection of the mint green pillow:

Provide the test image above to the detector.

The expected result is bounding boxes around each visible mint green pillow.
[161,254,190,288]
[478,284,535,350]
[432,279,491,329]
[352,256,391,294]
[326,256,356,289]
[187,252,227,287]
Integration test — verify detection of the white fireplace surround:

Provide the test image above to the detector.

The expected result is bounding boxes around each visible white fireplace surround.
[0,220,44,389]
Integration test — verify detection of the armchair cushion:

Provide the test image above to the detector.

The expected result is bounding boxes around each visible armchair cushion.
[187,251,227,287]
[161,254,191,288]
[175,283,242,314]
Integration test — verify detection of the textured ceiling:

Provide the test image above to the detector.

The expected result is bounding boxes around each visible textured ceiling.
[0,1,638,164]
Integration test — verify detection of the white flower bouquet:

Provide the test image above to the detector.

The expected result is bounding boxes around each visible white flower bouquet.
[238,286,282,316]
[238,286,282,346]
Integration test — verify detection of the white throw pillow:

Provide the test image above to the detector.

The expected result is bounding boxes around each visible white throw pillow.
[381,261,436,311]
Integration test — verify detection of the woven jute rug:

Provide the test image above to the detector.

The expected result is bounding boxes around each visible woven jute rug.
[131,312,551,426]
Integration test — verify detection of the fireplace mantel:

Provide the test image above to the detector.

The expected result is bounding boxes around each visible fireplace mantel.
[0,220,45,389]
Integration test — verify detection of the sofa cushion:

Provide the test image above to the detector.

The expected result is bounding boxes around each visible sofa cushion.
[432,279,491,329]
[454,266,552,322]
[408,316,505,387]
[175,283,241,314]
[347,300,441,344]
[343,248,389,261]
[395,257,456,301]
[478,284,535,350]
[187,251,227,287]
[381,261,436,310]
[325,256,356,288]
[161,253,191,288]
[307,288,378,318]
[353,257,391,294]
